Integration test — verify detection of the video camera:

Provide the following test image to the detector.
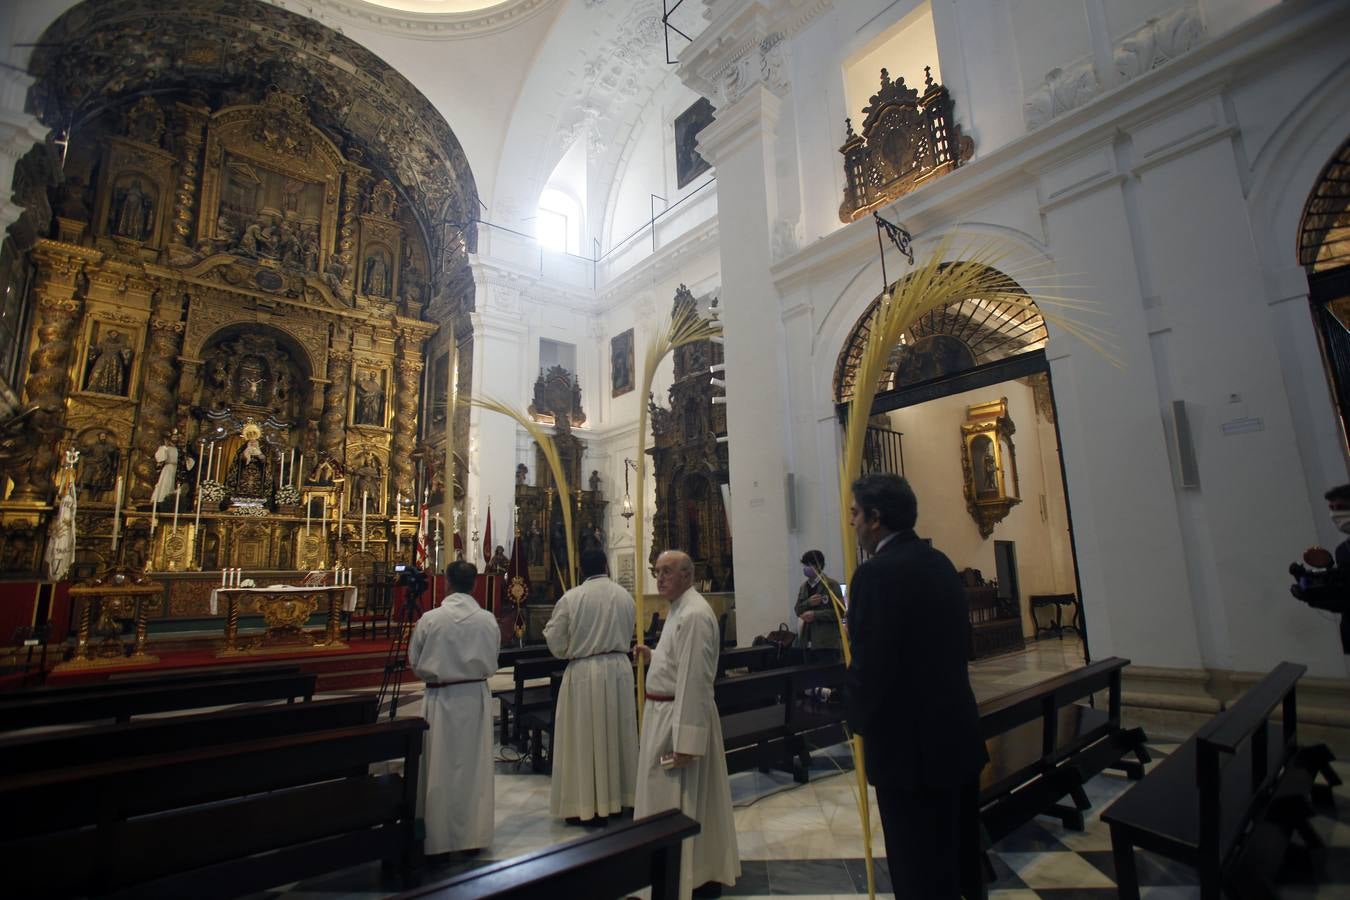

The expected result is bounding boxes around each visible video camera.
[1289,546,1348,613]
[393,563,429,601]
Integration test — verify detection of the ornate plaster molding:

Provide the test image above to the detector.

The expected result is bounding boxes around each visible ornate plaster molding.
[678,0,834,107]
[1024,5,1206,130]
[269,0,561,40]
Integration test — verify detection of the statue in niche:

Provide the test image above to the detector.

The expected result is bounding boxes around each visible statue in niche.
[226,423,270,498]
[363,252,389,297]
[205,352,231,407]
[84,329,132,395]
[354,371,384,425]
[111,179,153,240]
[350,455,380,510]
[979,441,998,494]
[78,432,120,496]
[589,470,601,494]
[300,421,319,482]
[516,463,528,486]
[273,366,292,406]
[528,520,543,566]
[236,357,268,405]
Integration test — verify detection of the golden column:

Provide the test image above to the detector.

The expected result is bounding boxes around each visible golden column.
[320,346,352,461]
[131,297,186,499]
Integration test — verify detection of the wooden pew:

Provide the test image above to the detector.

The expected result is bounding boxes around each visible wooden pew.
[497,645,551,671]
[0,718,427,899]
[496,655,567,748]
[1102,662,1339,900]
[0,670,318,732]
[976,656,1148,840]
[715,644,778,678]
[0,695,377,775]
[716,662,847,782]
[393,808,700,900]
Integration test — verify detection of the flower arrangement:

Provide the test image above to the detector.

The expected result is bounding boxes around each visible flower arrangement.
[275,484,301,506]
[199,479,226,504]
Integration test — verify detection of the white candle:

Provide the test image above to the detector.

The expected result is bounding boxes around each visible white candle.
[337,492,343,538]
[289,449,296,487]
[361,490,368,553]
[278,450,285,487]
[111,475,124,551]
[296,457,304,488]
[395,493,402,553]
[305,494,312,537]
[194,440,204,543]
[173,485,181,533]
[221,568,227,587]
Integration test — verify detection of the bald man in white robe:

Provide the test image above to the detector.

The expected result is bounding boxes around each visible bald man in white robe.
[544,547,638,823]
[633,550,739,899]
[408,560,500,855]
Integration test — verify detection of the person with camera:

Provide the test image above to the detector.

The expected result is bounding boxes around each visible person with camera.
[794,549,843,664]
[408,559,501,857]
[1290,483,1350,653]
[543,547,638,826]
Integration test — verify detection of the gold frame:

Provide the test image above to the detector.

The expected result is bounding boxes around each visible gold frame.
[960,397,1021,538]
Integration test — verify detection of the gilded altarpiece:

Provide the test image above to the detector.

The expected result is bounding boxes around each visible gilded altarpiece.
[0,91,443,622]
[649,287,733,591]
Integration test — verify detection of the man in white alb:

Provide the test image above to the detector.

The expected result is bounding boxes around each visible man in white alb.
[408,560,500,856]
[633,550,739,899]
[544,547,638,825]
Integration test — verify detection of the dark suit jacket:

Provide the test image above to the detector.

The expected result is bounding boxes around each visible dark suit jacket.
[845,529,989,790]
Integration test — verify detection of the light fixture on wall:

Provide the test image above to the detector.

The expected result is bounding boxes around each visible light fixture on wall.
[621,458,637,526]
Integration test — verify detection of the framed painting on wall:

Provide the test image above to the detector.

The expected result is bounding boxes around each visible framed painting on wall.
[674,97,715,189]
[611,328,635,397]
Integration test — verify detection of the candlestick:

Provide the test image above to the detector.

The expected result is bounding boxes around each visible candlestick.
[296,457,304,489]
[395,493,402,554]
[337,490,343,538]
[289,449,297,487]
[173,485,181,533]
[361,491,368,553]
[205,442,214,484]
[305,494,312,538]
[111,475,124,551]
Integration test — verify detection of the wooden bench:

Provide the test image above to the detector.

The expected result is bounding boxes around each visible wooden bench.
[717,662,846,783]
[392,808,700,900]
[495,655,567,748]
[967,583,1025,659]
[0,670,318,732]
[0,717,427,899]
[1102,662,1339,900]
[0,694,378,775]
[716,644,778,678]
[975,656,1148,841]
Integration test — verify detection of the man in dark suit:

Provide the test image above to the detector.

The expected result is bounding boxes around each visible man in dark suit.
[845,473,988,898]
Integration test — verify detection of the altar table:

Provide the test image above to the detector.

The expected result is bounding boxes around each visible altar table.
[208,584,358,655]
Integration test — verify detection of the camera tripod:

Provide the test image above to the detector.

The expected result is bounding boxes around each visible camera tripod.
[376,561,430,721]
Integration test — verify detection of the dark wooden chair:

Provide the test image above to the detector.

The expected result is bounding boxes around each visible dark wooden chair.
[965,572,1025,659]
[1102,662,1339,900]
[348,568,396,640]
[495,655,567,748]
[392,809,699,900]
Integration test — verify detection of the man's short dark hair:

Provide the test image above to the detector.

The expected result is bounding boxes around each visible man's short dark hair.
[580,548,608,578]
[800,549,825,570]
[851,473,918,532]
[1326,483,1350,503]
[448,560,478,594]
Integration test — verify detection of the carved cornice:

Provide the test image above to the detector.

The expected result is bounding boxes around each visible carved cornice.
[678,0,833,106]
[284,0,561,40]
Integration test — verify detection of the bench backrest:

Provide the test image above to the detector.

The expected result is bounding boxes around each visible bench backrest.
[716,645,778,678]
[978,656,1128,740]
[1,718,426,898]
[1194,661,1305,873]
[393,809,700,900]
[10,663,304,698]
[0,695,378,775]
[0,672,318,731]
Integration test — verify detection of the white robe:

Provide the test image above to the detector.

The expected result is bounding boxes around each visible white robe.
[150,443,178,505]
[407,592,501,854]
[634,587,740,898]
[543,574,638,819]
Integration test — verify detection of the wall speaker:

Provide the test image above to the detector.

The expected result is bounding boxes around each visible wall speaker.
[1171,400,1200,488]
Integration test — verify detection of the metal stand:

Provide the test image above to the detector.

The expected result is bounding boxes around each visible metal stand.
[376,561,428,721]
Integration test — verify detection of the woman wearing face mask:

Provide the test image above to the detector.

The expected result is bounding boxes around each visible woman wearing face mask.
[795,549,844,664]
[1290,483,1350,653]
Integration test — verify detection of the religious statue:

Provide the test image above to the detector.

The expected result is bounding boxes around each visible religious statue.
[354,371,385,425]
[226,423,271,499]
[363,252,389,297]
[980,443,998,493]
[150,430,191,506]
[84,329,132,395]
[238,221,263,256]
[488,545,509,576]
[300,421,319,482]
[300,226,319,272]
[527,520,543,566]
[516,463,528,486]
[215,214,239,248]
[78,432,119,496]
[111,179,153,240]
[589,469,601,494]
[350,456,380,510]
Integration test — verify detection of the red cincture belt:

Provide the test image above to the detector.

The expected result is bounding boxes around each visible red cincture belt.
[645,692,675,702]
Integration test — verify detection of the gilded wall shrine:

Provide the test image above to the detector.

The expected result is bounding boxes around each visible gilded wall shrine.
[0,84,467,604]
